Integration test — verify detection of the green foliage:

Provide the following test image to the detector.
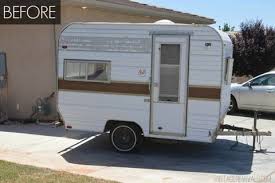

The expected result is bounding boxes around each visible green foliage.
[231,20,275,76]
[219,23,235,32]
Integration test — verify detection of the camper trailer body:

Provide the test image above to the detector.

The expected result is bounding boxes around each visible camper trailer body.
[58,22,233,151]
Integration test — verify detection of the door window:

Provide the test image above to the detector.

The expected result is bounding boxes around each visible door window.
[262,75,275,86]
[159,44,180,102]
[250,75,271,86]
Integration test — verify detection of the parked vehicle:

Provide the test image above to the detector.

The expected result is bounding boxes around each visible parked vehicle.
[229,71,275,114]
[57,21,234,152]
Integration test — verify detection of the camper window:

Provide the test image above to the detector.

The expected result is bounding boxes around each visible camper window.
[65,62,86,80]
[87,63,109,82]
[64,60,111,83]
[159,44,180,102]
[225,58,234,85]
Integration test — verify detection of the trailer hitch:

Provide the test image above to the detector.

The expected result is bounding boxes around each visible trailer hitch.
[220,124,252,132]
[218,111,272,151]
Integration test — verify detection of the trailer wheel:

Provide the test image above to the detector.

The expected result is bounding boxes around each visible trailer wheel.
[110,124,142,152]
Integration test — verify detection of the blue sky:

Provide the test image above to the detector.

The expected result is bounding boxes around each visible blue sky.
[135,0,274,30]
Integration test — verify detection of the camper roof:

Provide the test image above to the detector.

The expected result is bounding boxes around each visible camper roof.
[62,22,231,45]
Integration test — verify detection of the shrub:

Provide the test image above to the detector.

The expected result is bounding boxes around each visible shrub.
[231,20,275,76]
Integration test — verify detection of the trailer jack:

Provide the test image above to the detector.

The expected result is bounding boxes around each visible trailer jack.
[217,111,272,151]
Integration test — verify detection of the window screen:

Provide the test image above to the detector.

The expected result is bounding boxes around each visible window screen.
[159,44,180,102]
[65,62,86,80]
[87,63,109,82]
[161,44,180,65]
[65,60,110,82]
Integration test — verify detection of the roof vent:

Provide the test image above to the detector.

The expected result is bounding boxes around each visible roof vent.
[154,20,175,24]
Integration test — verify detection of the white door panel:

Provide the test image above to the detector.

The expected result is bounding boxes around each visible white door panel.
[152,103,186,134]
[151,35,189,136]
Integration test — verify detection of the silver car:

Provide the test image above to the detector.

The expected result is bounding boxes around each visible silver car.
[229,71,275,114]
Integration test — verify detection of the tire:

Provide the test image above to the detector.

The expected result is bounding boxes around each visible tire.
[110,124,142,152]
[228,96,238,114]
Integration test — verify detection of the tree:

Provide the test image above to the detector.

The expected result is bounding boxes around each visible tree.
[231,20,275,76]
[219,23,235,32]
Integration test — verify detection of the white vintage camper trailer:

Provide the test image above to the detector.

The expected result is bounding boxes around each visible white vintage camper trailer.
[57,21,234,152]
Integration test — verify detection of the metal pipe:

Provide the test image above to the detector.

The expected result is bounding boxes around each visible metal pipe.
[252,111,258,151]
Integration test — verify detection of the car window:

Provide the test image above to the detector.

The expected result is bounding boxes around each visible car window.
[263,75,275,86]
[251,75,271,86]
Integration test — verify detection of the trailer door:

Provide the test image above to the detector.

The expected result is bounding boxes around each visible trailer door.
[151,35,189,136]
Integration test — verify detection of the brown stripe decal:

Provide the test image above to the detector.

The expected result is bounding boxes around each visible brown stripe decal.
[189,87,221,100]
[58,80,150,95]
[59,80,221,99]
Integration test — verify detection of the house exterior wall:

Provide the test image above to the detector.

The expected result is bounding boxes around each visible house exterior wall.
[0,25,56,120]
[0,5,160,120]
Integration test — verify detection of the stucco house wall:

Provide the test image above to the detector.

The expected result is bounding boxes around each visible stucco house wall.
[0,2,214,120]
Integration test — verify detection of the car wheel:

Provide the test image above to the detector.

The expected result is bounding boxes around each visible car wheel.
[228,96,238,114]
[110,124,142,152]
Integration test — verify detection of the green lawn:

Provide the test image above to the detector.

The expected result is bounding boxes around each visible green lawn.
[0,160,116,183]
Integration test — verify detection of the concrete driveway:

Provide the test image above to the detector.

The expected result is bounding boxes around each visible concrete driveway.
[0,113,275,183]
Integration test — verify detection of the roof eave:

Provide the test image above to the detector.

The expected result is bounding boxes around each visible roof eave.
[62,0,215,25]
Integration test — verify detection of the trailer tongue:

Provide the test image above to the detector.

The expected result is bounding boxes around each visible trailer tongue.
[218,124,271,137]
[217,112,272,151]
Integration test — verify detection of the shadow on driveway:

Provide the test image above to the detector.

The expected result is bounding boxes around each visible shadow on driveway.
[0,122,89,140]
[61,134,253,175]
[0,122,255,175]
